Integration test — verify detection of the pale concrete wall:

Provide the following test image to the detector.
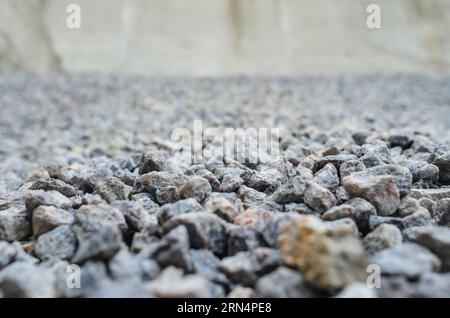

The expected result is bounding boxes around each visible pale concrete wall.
[0,0,61,71]
[1,0,450,75]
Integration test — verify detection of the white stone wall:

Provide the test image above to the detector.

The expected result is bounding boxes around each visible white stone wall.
[1,0,450,75]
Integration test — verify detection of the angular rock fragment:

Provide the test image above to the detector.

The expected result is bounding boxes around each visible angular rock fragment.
[358,140,392,167]
[25,190,72,213]
[270,176,308,204]
[410,188,450,201]
[398,196,421,217]
[195,169,221,192]
[162,213,228,255]
[303,182,336,213]
[339,160,365,179]
[407,161,439,184]
[324,218,359,237]
[94,177,131,203]
[140,225,193,272]
[403,207,432,228]
[255,267,315,298]
[32,205,74,237]
[352,131,369,146]
[29,178,78,197]
[335,186,350,204]
[285,203,316,215]
[363,224,402,255]
[261,213,301,248]
[180,176,212,203]
[346,198,377,234]
[155,186,180,205]
[437,199,450,226]
[369,215,406,231]
[241,169,286,193]
[279,215,368,290]
[347,164,412,197]
[76,204,127,232]
[71,211,123,263]
[238,185,267,208]
[138,149,168,174]
[35,225,77,260]
[322,204,354,221]
[419,197,437,217]
[270,156,297,178]
[233,209,272,229]
[208,192,244,213]
[204,196,239,222]
[219,248,281,286]
[189,249,229,286]
[131,171,186,201]
[255,200,283,213]
[313,154,358,172]
[157,198,202,224]
[0,206,31,241]
[313,163,339,192]
[227,227,263,255]
[411,226,450,270]
[113,200,157,231]
[371,243,441,278]
[219,174,244,193]
[388,132,413,149]
[343,175,400,216]
[433,153,450,185]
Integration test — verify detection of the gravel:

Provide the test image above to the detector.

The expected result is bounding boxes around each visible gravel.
[1,73,450,298]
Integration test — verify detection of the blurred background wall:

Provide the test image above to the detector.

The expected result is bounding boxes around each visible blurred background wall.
[1,0,449,76]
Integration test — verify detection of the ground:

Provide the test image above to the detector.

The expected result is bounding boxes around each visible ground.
[0,72,449,298]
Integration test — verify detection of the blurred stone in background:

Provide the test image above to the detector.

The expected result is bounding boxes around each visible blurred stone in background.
[1,0,450,75]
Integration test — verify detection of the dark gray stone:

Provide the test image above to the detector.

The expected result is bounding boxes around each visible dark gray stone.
[255,267,315,298]
[162,213,228,255]
[35,225,77,260]
[313,163,339,192]
[157,198,203,224]
[219,248,282,287]
[411,226,450,270]
[270,176,308,204]
[0,206,31,241]
[180,176,212,203]
[29,178,78,197]
[433,153,450,185]
[303,181,336,213]
[371,243,441,278]
[363,223,403,255]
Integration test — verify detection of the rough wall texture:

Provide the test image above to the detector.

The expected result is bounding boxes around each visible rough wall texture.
[0,0,61,71]
[1,0,450,75]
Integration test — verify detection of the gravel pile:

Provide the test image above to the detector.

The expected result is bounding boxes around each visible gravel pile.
[0,72,450,298]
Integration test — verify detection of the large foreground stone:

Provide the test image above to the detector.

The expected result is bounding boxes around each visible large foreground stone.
[279,215,368,290]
